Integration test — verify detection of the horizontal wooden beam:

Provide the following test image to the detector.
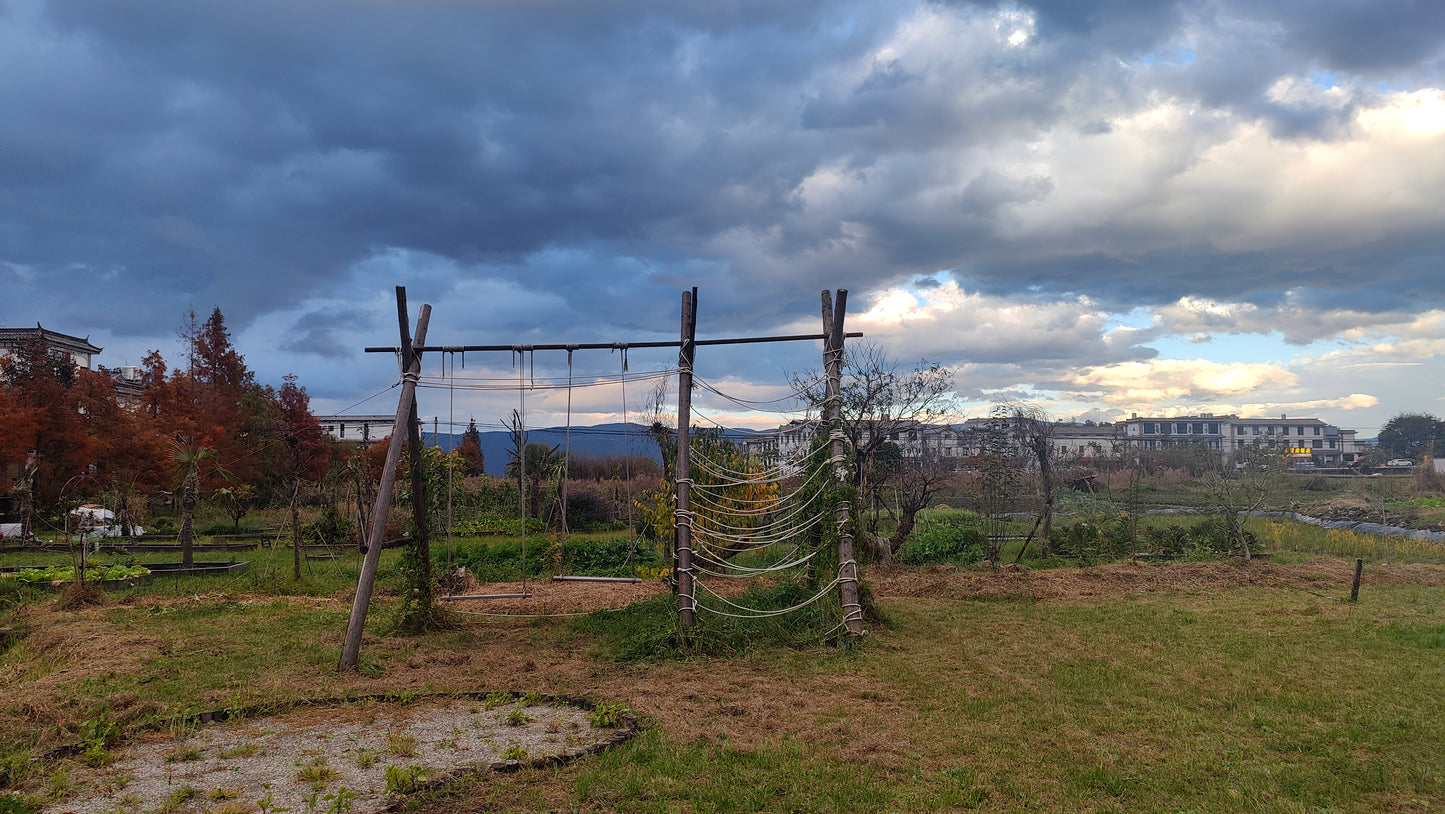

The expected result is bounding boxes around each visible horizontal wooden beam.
[364,332,863,354]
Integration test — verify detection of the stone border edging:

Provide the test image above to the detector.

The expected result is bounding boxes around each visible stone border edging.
[40,690,642,788]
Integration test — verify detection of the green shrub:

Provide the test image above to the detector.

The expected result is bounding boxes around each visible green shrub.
[450,517,545,536]
[1143,517,1255,559]
[554,537,655,576]
[899,525,986,566]
[1049,519,1135,563]
[304,506,354,547]
[447,537,661,581]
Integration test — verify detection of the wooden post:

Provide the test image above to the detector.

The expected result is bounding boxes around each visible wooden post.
[340,287,431,671]
[675,288,698,630]
[823,289,864,637]
[1350,558,1363,602]
[405,364,433,614]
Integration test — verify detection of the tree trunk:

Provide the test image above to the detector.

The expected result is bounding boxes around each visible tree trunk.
[20,486,33,539]
[179,471,197,568]
[1038,456,1054,557]
[894,509,916,550]
[291,479,302,580]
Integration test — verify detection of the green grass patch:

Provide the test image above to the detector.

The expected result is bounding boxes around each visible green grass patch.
[572,578,885,661]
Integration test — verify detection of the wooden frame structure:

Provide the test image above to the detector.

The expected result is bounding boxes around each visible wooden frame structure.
[339,286,862,671]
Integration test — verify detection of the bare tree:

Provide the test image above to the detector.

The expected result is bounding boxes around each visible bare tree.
[1205,446,1280,562]
[972,408,1019,570]
[1009,404,1058,560]
[790,339,954,502]
[882,447,956,564]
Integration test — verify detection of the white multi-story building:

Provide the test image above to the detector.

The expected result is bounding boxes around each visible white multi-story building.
[1120,413,1359,466]
[745,411,1361,472]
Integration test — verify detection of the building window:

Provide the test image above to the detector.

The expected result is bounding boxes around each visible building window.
[1208,422,1219,434]
[1143,422,1156,434]
[339,423,346,438]
[1266,426,1274,435]
[1192,422,1204,434]
[1176,422,1188,434]
[1313,426,1321,435]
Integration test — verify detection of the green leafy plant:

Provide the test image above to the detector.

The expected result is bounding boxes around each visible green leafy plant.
[504,707,531,727]
[482,691,513,710]
[321,787,356,814]
[255,792,291,814]
[207,787,241,801]
[500,745,529,762]
[79,709,121,767]
[520,690,544,707]
[0,796,38,814]
[383,764,427,796]
[589,701,631,728]
[897,524,986,566]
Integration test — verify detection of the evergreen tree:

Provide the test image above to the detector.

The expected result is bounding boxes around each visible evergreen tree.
[457,418,485,476]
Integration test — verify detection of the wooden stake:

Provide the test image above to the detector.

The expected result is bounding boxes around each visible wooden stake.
[675,288,698,630]
[405,376,433,613]
[1351,558,1363,602]
[822,290,864,637]
[339,287,430,671]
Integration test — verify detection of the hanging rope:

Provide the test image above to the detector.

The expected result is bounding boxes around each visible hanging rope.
[446,351,456,579]
[515,347,529,597]
[561,347,576,563]
[615,344,637,576]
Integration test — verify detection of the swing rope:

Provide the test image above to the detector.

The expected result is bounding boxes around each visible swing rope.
[519,348,528,597]
[618,345,638,577]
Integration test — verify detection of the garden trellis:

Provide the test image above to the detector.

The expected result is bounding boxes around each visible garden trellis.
[339,286,864,671]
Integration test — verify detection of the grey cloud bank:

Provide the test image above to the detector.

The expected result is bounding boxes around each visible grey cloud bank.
[1,0,1441,434]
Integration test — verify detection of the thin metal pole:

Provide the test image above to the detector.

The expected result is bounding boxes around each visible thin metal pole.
[675,288,698,630]
[340,287,430,671]
[823,289,864,638]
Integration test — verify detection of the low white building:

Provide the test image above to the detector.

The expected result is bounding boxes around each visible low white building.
[315,415,396,443]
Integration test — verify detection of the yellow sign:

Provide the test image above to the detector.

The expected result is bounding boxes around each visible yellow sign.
[1288,448,1312,455]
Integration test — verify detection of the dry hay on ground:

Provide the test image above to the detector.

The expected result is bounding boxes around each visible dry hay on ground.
[40,697,630,814]
[440,576,668,617]
[867,557,1441,602]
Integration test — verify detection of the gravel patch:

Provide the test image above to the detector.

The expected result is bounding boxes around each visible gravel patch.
[43,696,632,814]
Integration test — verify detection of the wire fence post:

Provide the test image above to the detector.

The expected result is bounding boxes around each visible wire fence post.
[823,289,864,637]
[675,288,698,630]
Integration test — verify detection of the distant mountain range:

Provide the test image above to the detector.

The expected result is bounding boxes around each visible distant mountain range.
[423,422,766,476]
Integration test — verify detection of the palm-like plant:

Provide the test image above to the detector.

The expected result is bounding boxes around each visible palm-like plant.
[505,442,564,521]
[168,437,219,568]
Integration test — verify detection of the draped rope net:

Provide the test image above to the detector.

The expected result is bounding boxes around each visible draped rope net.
[400,350,854,629]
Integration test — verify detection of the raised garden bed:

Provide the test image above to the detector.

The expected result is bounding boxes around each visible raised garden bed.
[0,564,150,588]
[140,561,252,578]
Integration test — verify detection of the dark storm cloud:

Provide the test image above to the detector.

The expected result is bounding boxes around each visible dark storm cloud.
[0,0,1442,397]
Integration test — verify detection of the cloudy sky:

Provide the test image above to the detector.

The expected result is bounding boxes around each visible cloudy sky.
[2,0,1442,438]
